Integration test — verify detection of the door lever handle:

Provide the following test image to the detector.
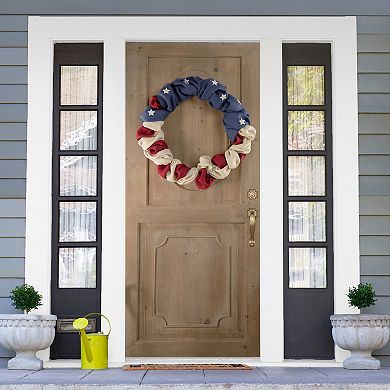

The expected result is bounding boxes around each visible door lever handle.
[247,208,257,247]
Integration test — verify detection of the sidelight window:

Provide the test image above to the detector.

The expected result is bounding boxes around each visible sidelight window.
[53,60,101,289]
[51,44,103,359]
[283,47,333,289]
[283,43,334,359]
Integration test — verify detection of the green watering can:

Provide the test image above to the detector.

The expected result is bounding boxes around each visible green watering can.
[73,313,111,370]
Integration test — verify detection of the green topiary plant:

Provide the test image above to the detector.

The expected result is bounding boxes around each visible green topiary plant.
[347,283,377,309]
[10,284,43,314]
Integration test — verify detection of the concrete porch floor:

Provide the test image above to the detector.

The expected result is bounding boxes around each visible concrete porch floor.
[2,367,390,389]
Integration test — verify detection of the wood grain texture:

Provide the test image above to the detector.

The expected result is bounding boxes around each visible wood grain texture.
[126,42,259,357]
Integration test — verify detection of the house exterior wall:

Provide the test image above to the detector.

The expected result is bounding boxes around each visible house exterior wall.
[0,15,27,366]
[0,2,389,366]
[357,16,390,366]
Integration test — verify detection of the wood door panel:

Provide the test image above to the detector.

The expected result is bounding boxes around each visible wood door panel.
[139,224,245,340]
[126,43,259,357]
[147,57,241,206]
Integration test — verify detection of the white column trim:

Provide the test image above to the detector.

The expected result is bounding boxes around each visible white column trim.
[101,38,126,364]
[259,38,284,362]
[27,16,358,364]
[25,32,53,363]
[331,22,360,362]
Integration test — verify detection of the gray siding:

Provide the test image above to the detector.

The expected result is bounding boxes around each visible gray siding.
[358,16,390,363]
[0,14,26,365]
[0,1,389,15]
[0,8,390,365]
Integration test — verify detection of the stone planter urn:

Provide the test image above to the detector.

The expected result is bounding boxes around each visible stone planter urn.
[0,314,57,370]
[331,314,390,369]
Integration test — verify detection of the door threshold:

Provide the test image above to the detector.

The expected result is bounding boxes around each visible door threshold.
[125,358,341,367]
[45,358,341,368]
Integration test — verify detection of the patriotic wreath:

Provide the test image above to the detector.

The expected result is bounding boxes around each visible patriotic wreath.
[136,76,256,190]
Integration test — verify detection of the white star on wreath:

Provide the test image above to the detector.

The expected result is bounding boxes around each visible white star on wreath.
[220,94,227,101]
[183,79,190,84]
[239,118,246,125]
[148,109,155,116]
[211,80,218,85]
[163,88,170,94]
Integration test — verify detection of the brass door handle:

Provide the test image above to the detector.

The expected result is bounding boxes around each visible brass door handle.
[247,208,257,247]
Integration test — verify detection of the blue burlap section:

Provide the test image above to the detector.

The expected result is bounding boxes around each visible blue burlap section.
[140,76,251,142]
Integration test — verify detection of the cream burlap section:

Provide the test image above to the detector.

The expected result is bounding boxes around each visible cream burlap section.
[177,167,199,185]
[198,156,231,179]
[166,159,199,185]
[143,121,164,132]
[144,148,173,165]
[239,125,256,141]
[138,131,165,150]
[139,122,256,187]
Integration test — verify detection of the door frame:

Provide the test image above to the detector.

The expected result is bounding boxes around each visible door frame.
[26,16,358,364]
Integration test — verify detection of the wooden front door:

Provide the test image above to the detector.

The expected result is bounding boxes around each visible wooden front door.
[126,43,260,357]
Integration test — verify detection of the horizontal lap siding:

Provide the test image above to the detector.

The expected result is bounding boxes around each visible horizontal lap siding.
[0,11,389,364]
[0,15,27,363]
[0,1,390,15]
[358,16,390,364]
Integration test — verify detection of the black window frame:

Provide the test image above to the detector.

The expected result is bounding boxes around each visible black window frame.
[51,43,103,359]
[283,43,334,359]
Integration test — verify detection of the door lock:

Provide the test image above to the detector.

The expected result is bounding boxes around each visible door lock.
[247,189,258,200]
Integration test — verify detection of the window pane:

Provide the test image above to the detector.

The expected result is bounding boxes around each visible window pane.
[60,66,98,106]
[287,66,324,105]
[59,202,96,242]
[289,202,326,241]
[288,156,325,196]
[58,247,96,288]
[288,111,325,150]
[60,156,97,196]
[289,247,326,288]
[60,111,97,150]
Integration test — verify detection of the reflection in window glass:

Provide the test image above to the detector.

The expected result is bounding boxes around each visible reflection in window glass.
[288,111,325,150]
[288,156,325,196]
[60,66,98,106]
[58,247,96,288]
[289,247,326,288]
[288,66,324,105]
[59,202,96,242]
[60,111,97,150]
[60,156,97,196]
[289,202,326,242]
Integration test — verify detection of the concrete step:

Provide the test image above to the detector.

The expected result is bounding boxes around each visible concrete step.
[1,384,390,390]
[1,367,390,389]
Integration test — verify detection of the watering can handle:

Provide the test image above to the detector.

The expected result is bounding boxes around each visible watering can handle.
[85,313,111,336]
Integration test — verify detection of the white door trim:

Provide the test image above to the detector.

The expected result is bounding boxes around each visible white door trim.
[27,16,359,364]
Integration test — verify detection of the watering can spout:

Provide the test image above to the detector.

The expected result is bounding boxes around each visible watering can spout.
[72,313,111,370]
[73,317,93,362]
